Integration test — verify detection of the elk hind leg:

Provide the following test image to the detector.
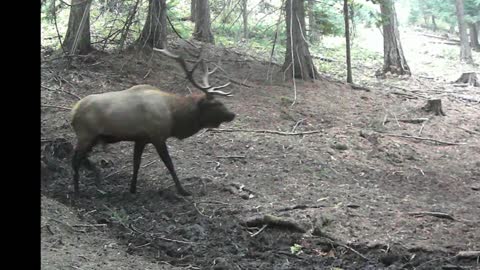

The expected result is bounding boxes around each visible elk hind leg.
[130,141,147,194]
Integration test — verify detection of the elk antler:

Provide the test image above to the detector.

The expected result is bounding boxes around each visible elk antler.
[153,47,233,97]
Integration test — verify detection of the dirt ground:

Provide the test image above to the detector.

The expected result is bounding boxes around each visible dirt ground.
[41,30,480,270]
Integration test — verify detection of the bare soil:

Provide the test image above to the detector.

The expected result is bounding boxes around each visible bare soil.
[41,33,480,270]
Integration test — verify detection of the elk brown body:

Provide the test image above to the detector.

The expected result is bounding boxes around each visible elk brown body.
[70,48,235,196]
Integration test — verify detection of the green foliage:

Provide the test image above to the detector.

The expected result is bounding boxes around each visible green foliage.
[407,0,479,31]
[311,0,344,36]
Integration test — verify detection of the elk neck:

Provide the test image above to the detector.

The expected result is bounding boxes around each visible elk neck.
[169,94,205,139]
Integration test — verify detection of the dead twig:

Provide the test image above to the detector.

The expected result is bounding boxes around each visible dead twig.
[41,85,82,100]
[381,133,466,146]
[408,211,455,221]
[208,128,321,136]
[314,237,369,261]
[459,127,480,135]
[42,104,72,111]
[153,235,194,245]
[291,119,305,132]
[276,204,325,212]
[250,224,268,237]
[72,224,107,228]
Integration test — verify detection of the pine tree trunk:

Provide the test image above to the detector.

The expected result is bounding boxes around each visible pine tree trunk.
[63,0,92,55]
[137,0,167,49]
[307,0,318,42]
[282,0,319,80]
[454,0,473,63]
[432,15,437,32]
[190,0,196,22]
[193,0,215,44]
[379,0,411,76]
[242,0,248,39]
[344,0,352,83]
[469,23,480,51]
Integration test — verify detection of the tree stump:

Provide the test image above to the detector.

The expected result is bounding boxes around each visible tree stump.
[423,99,446,116]
[454,72,479,87]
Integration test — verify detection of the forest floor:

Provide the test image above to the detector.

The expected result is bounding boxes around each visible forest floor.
[41,28,480,270]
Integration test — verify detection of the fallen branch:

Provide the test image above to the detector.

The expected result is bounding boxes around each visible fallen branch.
[457,251,480,259]
[42,104,72,111]
[208,128,321,136]
[459,127,480,135]
[385,118,429,124]
[381,133,466,146]
[242,214,306,233]
[276,204,325,212]
[408,211,455,221]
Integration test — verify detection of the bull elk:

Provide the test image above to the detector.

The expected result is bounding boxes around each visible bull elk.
[70,48,236,196]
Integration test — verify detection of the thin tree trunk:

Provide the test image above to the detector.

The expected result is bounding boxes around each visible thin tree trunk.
[344,0,352,83]
[307,0,317,42]
[454,0,473,63]
[379,0,411,76]
[63,0,92,55]
[191,0,196,22]
[282,0,319,80]
[432,15,437,32]
[469,23,480,51]
[193,0,215,44]
[242,0,248,39]
[137,0,168,49]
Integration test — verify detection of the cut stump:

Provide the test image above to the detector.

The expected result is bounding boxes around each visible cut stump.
[423,99,446,116]
[454,72,479,87]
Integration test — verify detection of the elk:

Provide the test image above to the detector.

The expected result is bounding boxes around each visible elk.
[70,48,236,196]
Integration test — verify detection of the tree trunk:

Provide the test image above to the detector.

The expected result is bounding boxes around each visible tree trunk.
[307,0,318,42]
[63,0,92,55]
[242,0,248,39]
[432,15,437,32]
[282,0,319,80]
[454,0,473,63]
[344,0,352,83]
[190,0,196,22]
[137,0,167,49]
[469,23,480,51]
[379,0,411,76]
[193,0,215,44]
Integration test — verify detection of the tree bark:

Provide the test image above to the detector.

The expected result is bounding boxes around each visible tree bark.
[469,23,480,51]
[379,0,411,76]
[432,15,437,32]
[344,0,352,83]
[190,0,196,22]
[307,0,318,42]
[242,0,248,39]
[63,0,92,55]
[282,0,319,80]
[454,0,473,63]
[193,0,215,44]
[137,0,168,49]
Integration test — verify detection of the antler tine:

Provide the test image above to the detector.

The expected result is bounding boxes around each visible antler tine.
[153,47,233,97]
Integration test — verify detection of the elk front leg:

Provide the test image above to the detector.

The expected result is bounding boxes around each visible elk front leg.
[153,142,191,196]
[130,141,147,194]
